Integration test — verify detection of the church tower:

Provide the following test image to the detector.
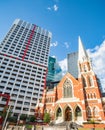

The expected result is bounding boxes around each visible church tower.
[78,36,105,121]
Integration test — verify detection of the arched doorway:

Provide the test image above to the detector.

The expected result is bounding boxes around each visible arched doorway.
[65,107,72,121]
[75,106,82,120]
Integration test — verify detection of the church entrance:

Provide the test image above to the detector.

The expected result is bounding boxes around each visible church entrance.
[65,107,72,121]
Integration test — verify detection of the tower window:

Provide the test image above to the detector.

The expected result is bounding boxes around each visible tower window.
[82,76,87,87]
[87,107,91,117]
[84,65,87,72]
[88,77,93,86]
[93,107,98,116]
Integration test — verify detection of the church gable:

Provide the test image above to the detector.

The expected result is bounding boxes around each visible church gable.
[56,72,79,99]
[57,72,79,87]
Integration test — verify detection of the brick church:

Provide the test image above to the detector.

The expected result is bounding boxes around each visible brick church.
[35,37,105,124]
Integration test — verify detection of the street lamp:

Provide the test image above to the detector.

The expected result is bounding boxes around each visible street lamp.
[2,103,13,130]
[2,105,10,130]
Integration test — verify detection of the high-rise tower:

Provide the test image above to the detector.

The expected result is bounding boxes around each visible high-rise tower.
[0,19,52,117]
[47,56,56,82]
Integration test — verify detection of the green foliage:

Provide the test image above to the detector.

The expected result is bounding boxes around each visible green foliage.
[1,106,8,119]
[0,106,12,120]
[0,111,3,116]
[89,119,95,124]
[39,98,42,103]
[26,115,36,123]
[8,116,17,123]
[20,114,27,120]
[25,124,33,129]
[29,116,36,122]
[43,112,50,123]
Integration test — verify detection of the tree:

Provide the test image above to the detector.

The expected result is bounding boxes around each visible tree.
[8,116,17,123]
[29,116,36,122]
[1,106,8,120]
[43,112,50,123]
[20,114,27,121]
[0,106,12,120]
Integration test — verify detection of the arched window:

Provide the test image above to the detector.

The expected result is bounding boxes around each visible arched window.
[82,76,87,87]
[93,107,98,116]
[88,62,90,71]
[63,79,72,98]
[88,77,93,86]
[93,93,96,98]
[56,107,62,118]
[79,64,82,72]
[84,65,87,72]
[90,93,93,99]
[75,106,82,117]
[87,107,91,117]
[87,94,90,99]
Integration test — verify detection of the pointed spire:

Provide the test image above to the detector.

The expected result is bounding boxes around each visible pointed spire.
[78,36,88,62]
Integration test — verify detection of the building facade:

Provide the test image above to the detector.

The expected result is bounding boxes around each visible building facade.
[35,37,105,124]
[46,56,62,89]
[0,19,52,117]
[67,52,78,78]
[46,56,56,82]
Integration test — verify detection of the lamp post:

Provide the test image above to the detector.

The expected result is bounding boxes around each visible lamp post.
[2,105,11,130]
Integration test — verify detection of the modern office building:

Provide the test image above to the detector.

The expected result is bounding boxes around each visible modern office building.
[0,19,52,117]
[67,52,78,78]
[46,56,56,82]
[46,56,62,89]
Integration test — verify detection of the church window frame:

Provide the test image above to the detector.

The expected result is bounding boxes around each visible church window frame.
[56,107,62,118]
[75,106,82,117]
[63,79,73,98]
[82,76,87,87]
[87,94,90,99]
[93,93,96,98]
[88,76,93,87]
[86,107,91,117]
[90,93,93,99]
[93,107,99,116]
[84,65,87,72]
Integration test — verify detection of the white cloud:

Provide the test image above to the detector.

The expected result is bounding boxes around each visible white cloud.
[87,40,105,90]
[58,58,67,76]
[64,42,70,49]
[51,55,57,58]
[47,4,58,12]
[50,41,58,47]
[53,4,58,11]
[58,40,105,91]
[47,7,52,11]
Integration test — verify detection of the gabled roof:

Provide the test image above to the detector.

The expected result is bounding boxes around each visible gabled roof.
[57,72,79,87]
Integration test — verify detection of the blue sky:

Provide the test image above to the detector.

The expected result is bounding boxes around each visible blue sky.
[0,0,105,60]
[0,0,105,90]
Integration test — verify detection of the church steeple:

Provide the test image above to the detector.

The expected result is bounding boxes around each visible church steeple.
[78,36,88,63]
[78,36,92,76]
[77,37,105,122]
